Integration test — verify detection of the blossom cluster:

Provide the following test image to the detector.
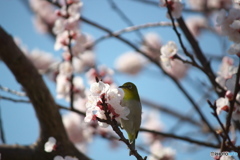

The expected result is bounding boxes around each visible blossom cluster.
[160,0,183,19]
[84,81,130,127]
[215,57,240,121]
[216,8,240,42]
[115,33,188,80]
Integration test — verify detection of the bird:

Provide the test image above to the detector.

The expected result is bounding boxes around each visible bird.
[119,82,142,155]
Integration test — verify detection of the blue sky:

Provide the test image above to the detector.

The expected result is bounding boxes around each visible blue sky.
[0,0,234,160]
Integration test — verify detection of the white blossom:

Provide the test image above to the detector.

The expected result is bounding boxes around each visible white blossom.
[26,49,58,73]
[84,81,129,127]
[115,51,147,75]
[162,59,189,80]
[141,32,162,60]
[161,0,183,19]
[186,16,207,37]
[56,75,85,100]
[53,156,78,160]
[44,137,56,152]
[148,142,175,160]
[216,8,240,43]
[216,97,230,115]
[160,41,178,67]
[215,57,237,89]
[228,43,240,56]
[220,155,236,160]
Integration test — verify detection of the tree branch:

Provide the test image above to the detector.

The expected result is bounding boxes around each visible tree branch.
[140,128,220,148]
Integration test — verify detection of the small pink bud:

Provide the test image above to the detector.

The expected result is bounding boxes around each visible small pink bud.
[225,90,234,100]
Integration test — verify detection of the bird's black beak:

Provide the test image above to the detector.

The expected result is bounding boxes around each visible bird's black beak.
[119,85,125,88]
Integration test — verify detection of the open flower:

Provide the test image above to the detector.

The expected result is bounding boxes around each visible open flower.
[84,81,129,127]
[160,41,178,67]
[228,43,240,56]
[44,137,57,152]
[115,51,147,75]
[161,0,183,19]
[216,8,240,43]
[216,97,230,115]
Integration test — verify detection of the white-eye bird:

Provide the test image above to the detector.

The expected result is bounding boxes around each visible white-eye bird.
[119,82,142,155]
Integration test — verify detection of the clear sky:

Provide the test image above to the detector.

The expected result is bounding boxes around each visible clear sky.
[0,0,232,160]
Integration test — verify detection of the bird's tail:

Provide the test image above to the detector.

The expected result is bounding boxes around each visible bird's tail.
[129,139,135,156]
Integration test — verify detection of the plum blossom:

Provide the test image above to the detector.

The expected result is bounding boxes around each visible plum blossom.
[160,41,178,67]
[53,155,78,160]
[63,110,93,153]
[86,65,114,85]
[30,0,58,34]
[148,142,175,160]
[162,59,189,80]
[216,8,240,43]
[84,81,130,127]
[115,51,147,75]
[215,57,237,89]
[25,49,59,74]
[72,51,95,73]
[141,112,164,144]
[216,97,230,115]
[53,2,82,35]
[187,0,232,11]
[44,137,57,152]
[161,0,183,19]
[141,32,162,60]
[228,43,240,56]
[56,75,85,100]
[220,155,236,160]
[186,16,207,37]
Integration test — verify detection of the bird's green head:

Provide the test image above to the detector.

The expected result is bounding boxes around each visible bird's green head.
[119,82,140,101]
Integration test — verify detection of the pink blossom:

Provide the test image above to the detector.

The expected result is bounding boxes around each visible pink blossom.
[115,51,147,75]
[186,16,207,37]
[216,8,240,43]
[56,75,85,100]
[161,0,183,19]
[148,142,175,160]
[30,0,58,33]
[54,156,78,160]
[141,32,162,60]
[215,57,237,89]
[86,65,114,84]
[84,81,130,127]
[216,97,230,115]
[162,59,189,80]
[187,0,232,11]
[228,43,240,56]
[26,49,58,73]
[142,112,164,144]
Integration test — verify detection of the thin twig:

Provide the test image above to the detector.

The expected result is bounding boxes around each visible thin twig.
[222,57,240,151]
[140,128,219,148]
[207,100,234,149]
[0,85,26,97]
[0,96,30,103]
[93,21,177,47]
[141,98,201,127]
[0,100,5,144]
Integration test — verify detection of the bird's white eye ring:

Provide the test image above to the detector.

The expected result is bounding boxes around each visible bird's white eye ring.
[128,85,132,89]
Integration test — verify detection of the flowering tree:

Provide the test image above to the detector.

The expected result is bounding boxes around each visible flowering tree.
[1,0,240,160]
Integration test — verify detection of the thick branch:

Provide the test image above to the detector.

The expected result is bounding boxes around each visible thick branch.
[0,26,89,160]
